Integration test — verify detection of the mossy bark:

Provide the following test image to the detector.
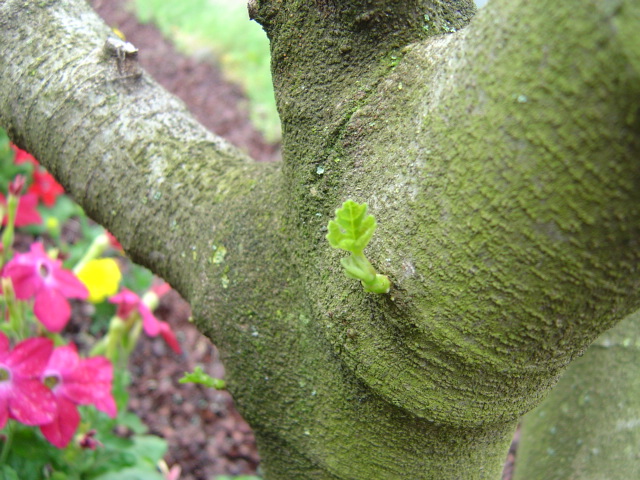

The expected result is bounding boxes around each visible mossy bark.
[514,311,640,480]
[0,0,639,479]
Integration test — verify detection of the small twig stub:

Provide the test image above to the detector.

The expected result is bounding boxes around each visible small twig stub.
[103,37,142,80]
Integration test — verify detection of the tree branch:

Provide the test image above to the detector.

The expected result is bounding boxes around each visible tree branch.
[0,0,274,298]
[252,0,476,182]
[1,0,639,478]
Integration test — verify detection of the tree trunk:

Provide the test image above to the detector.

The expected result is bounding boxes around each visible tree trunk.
[1,0,639,478]
[514,310,640,480]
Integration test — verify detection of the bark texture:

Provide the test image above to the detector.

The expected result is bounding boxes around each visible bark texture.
[515,311,640,479]
[0,0,639,479]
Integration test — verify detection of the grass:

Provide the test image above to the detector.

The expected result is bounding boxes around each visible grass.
[131,0,280,142]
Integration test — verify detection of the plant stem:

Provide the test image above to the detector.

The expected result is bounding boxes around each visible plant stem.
[73,233,110,274]
[0,420,14,464]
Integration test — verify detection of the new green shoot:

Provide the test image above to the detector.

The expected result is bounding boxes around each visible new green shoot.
[327,200,391,294]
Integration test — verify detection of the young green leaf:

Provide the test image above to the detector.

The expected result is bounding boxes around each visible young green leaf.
[326,200,377,255]
[327,200,391,294]
[179,366,226,390]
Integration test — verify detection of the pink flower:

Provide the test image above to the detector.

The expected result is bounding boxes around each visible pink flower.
[8,175,26,196]
[109,286,181,353]
[2,243,88,332]
[0,192,42,227]
[0,333,56,429]
[111,289,161,334]
[157,321,181,354]
[159,460,182,480]
[40,345,116,448]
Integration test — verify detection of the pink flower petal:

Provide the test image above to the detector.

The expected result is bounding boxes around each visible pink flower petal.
[152,282,171,297]
[8,176,26,197]
[5,243,88,332]
[63,357,116,418]
[8,337,53,377]
[50,269,88,300]
[8,378,57,426]
[0,193,42,227]
[0,337,56,427]
[167,465,182,480]
[45,350,117,420]
[80,357,113,384]
[61,377,101,405]
[158,321,181,354]
[13,193,42,227]
[0,398,8,430]
[2,263,40,299]
[29,170,65,207]
[140,304,161,337]
[109,289,140,319]
[34,288,71,332]
[91,389,117,418]
[45,345,79,377]
[28,243,48,257]
[40,396,80,448]
[11,145,38,165]
[0,332,9,355]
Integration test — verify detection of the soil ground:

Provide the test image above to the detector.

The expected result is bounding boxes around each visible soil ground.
[87,2,517,479]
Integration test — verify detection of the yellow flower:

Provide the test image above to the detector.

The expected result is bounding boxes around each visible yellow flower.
[77,258,122,303]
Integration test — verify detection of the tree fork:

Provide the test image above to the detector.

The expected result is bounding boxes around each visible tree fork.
[1,0,640,478]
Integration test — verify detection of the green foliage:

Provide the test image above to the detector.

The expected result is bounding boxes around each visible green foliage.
[0,127,176,479]
[131,0,280,142]
[1,405,166,480]
[327,200,391,294]
[327,200,376,255]
[0,465,20,480]
[121,263,155,294]
[0,130,32,193]
[179,366,226,389]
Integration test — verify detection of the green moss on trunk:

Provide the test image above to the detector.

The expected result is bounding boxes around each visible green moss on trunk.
[515,311,640,479]
[2,0,640,478]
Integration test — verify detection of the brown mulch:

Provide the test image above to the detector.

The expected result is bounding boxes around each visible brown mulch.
[86,2,518,479]
[129,290,260,478]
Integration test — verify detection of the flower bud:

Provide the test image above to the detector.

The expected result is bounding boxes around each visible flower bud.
[78,430,103,450]
[8,175,25,196]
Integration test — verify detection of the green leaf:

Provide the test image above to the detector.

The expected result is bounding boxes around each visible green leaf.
[0,465,20,480]
[129,435,168,465]
[326,200,391,294]
[92,467,164,480]
[1,423,66,480]
[118,412,149,435]
[122,264,154,293]
[326,200,376,255]
[179,366,226,389]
